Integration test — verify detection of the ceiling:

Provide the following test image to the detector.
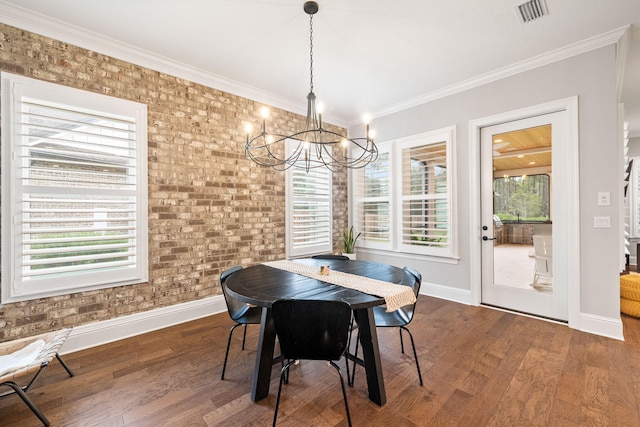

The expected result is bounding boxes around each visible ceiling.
[1,0,639,136]
[492,126,551,173]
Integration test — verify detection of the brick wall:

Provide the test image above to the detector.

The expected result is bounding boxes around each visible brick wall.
[0,23,349,342]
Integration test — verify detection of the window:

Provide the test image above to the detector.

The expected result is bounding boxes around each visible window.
[353,146,392,249]
[400,143,448,251]
[354,126,456,258]
[493,174,550,222]
[1,73,148,303]
[286,146,332,258]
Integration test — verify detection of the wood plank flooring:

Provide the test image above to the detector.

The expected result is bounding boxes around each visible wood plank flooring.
[1,296,639,426]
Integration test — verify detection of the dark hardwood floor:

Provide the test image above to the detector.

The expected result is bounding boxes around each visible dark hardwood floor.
[2,296,639,426]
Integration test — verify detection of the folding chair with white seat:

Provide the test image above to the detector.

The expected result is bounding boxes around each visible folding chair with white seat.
[0,328,74,426]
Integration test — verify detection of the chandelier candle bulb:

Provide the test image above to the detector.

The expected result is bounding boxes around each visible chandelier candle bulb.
[317,102,324,129]
[260,107,268,133]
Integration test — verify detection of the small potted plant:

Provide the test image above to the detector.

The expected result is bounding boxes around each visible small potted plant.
[342,226,361,260]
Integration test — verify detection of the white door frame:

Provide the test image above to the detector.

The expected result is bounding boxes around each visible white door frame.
[468,96,581,328]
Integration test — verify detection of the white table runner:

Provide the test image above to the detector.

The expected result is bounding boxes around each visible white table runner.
[263,260,416,312]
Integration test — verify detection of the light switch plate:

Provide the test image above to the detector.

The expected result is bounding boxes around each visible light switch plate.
[598,192,610,206]
[594,216,611,228]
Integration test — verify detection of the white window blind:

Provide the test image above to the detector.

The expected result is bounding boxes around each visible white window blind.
[1,72,148,303]
[286,154,332,257]
[353,147,392,249]
[399,140,449,254]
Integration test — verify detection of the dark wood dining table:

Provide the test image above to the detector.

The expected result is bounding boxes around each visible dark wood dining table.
[224,257,419,406]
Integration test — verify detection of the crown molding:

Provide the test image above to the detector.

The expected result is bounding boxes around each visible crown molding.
[368,25,631,123]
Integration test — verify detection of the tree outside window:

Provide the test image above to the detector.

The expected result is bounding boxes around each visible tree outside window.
[493,174,550,222]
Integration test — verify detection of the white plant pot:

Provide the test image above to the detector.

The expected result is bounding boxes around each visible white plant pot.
[343,252,357,260]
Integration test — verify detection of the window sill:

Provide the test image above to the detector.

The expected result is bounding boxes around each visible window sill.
[356,247,460,265]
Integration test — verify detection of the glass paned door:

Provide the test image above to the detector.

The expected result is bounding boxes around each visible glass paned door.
[480,112,568,321]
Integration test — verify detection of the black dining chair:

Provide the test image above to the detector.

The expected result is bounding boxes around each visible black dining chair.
[271,299,353,427]
[220,265,263,380]
[311,254,350,260]
[349,266,423,386]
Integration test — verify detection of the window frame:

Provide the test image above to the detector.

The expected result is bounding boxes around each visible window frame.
[1,72,149,303]
[352,143,394,251]
[353,126,457,259]
[395,127,455,257]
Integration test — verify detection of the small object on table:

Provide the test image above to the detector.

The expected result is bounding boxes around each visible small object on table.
[320,265,330,275]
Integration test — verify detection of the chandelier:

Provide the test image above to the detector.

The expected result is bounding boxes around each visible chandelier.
[244,1,378,172]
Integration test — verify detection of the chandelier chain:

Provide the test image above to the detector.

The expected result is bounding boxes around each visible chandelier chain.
[309,14,314,93]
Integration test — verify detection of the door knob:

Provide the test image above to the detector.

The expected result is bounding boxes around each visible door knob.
[482,236,496,241]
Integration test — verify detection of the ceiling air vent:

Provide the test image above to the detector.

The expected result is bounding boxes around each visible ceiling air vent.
[515,0,549,24]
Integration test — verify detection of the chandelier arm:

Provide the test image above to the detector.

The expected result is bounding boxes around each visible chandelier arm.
[246,129,377,169]
[246,131,376,149]
[249,135,282,164]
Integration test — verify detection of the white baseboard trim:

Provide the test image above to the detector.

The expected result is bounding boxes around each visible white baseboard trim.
[421,282,472,305]
[421,284,625,341]
[61,296,227,354]
[58,291,624,356]
[579,312,624,341]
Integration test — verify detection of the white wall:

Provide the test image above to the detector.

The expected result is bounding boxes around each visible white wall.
[350,45,622,332]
